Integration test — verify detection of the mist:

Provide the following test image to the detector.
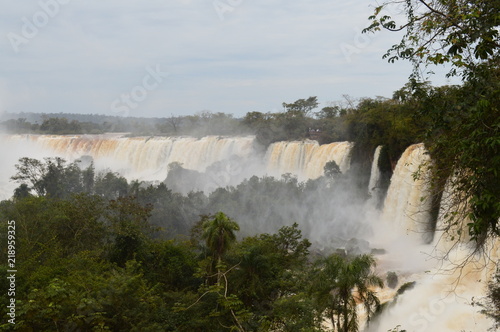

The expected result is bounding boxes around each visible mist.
[1,132,497,331]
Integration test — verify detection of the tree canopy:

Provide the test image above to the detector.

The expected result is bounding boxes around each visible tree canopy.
[364,0,500,78]
[365,0,500,246]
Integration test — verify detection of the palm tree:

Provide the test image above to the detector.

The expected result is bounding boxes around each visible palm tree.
[202,212,240,283]
[309,254,383,332]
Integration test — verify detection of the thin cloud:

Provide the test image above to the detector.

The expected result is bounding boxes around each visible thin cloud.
[1,1,451,118]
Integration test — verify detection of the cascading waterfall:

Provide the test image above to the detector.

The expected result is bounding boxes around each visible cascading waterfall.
[6,135,356,185]
[2,134,497,330]
[379,143,434,243]
[368,145,383,207]
[8,134,257,182]
[3,135,356,196]
[264,140,354,180]
[368,146,382,197]
[370,143,498,332]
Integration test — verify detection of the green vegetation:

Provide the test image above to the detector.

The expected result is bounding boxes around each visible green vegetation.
[0,159,382,331]
[478,268,500,331]
[365,0,500,245]
[366,2,499,328]
[309,254,383,331]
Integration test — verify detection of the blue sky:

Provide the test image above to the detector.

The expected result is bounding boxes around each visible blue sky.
[0,0,458,118]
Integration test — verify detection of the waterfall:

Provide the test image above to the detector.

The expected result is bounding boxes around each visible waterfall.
[370,143,498,332]
[5,135,355,186]
[380,143,434,243]
[8,134,257,182]
[368,145,383,207]
[368,146,382,196]
[1,134,498,330]
[264,140,354,180]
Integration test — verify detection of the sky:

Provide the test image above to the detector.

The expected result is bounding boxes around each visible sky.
[0,0,459,118]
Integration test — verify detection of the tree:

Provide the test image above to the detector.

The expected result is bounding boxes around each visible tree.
[364,0,500,77]
[13,183,31,200]
[282,96,319,117]
[104,196,154,266]
[165,114,182,133]
[94,171,129,200]
[309,254,383,332]
[417,76,500,244]
[364,0,500,246]
[478,268,500,331]
[202,212,240,262]
[11,157,91,199]
[324,160,342,179]
[11,157,46,196]
[316,106,340,119]
[201,212,240,283]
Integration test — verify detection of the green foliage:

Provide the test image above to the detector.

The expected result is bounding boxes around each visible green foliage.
[1,165,391,331]
[364,0,500,77]
[309,254,383,332]
[11,157,100,199]
[477,268,500,331]
[416,67,500,243]
[94,172,129,200]
[365,0,500,248]
[9,260,168,331]
[0,116,106,135]
[264,293,322,331]
[202,212,240,261]
[241,97,318,146]
[324,160,341,179]
[344,97,423,166]
[282,96,319,117]
[104,196,154,266]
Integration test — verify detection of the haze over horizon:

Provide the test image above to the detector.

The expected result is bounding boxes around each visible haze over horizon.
[1,1,457,118]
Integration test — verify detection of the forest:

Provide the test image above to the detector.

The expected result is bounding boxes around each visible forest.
[0,157,393,331]
[1,0,499,331]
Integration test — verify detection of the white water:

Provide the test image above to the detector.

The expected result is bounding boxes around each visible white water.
[0,135,497,331]
[265,140,354,180]
[368,145,383,206]
[379,144,434,243]
[6,134,256,183]
[368,146,382,196]
[2,135,355,195]
[370,143,498,332]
